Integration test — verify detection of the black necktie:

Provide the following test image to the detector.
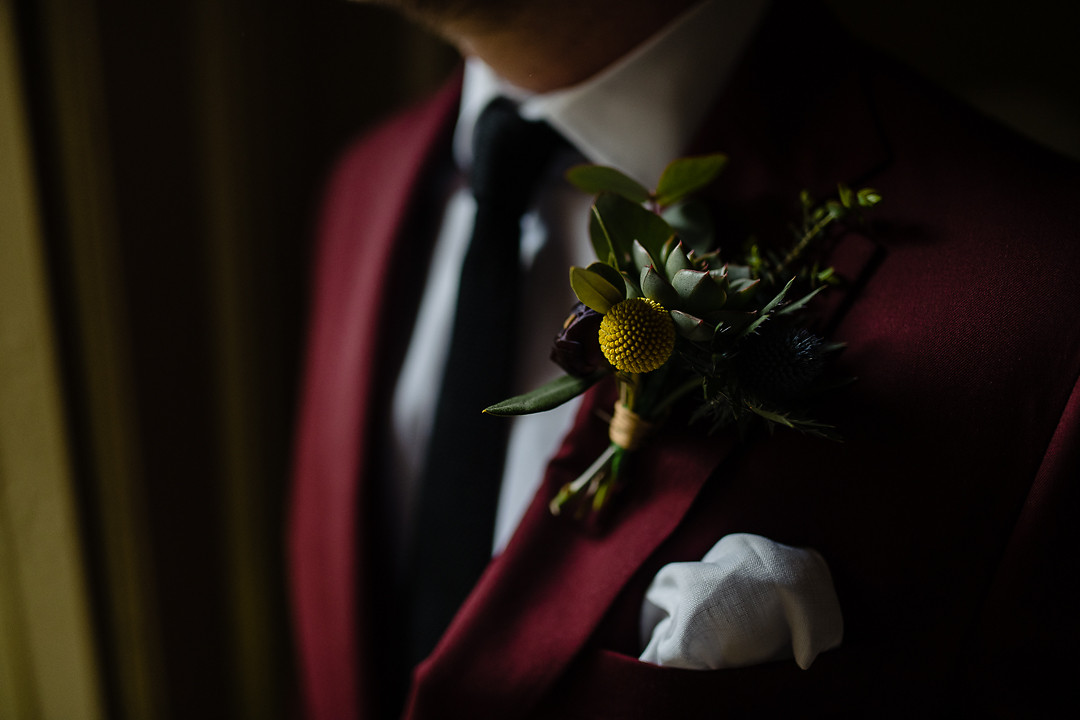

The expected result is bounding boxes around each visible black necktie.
[408,98,566,665]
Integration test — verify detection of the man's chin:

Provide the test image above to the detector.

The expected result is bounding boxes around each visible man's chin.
[350,0,528,32]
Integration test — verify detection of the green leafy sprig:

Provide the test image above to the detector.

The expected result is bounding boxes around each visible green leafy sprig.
[485,153,880,520]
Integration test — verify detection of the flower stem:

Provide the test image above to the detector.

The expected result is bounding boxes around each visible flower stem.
[651,375,703,415]
[779,213,833,276]
[548,443,619,516]
[618,373,640,412]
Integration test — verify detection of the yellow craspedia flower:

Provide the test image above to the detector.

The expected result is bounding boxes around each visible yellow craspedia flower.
[599,297,676,374]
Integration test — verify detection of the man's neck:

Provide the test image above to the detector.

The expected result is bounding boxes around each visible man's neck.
[440,0,698,93]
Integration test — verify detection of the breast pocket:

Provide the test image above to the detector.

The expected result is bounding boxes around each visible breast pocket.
[534,647,860,719]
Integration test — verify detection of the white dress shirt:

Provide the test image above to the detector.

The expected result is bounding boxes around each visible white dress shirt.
[388,0,768,557]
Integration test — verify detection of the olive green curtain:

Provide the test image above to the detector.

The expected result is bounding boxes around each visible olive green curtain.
[8,1,456,718]
[2,1,1076,720]
[1,1,104,717]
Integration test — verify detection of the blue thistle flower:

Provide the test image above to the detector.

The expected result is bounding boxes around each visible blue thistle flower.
[737,324,827,400]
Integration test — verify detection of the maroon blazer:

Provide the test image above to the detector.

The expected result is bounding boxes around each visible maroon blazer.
[290,3,1080,717]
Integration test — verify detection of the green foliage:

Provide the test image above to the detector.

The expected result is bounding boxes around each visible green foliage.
[654,153,728,207]
[748,405,839,439]
[566,164,651,204]
[671,269,727,315]
[497,154,883,522]
[663,241,693,277]
[585,261,626,296]
[640,265,680,308]
[723,277,761,310]
[484,370,608,416]
[588,203,618,267]
[857,188,882,207]
[837,182,854,209]
[570,265,625,314]
[592,193,674,274]
[567,152,728,210]
[484,152,884,523]
[671,310,713,342]
[777,285,827,316]
[661,200,716,255]
[632,239,659,275]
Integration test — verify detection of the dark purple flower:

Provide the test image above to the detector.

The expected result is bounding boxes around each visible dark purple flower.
[550,302,608,377]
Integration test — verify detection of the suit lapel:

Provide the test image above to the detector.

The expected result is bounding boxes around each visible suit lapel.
[406,3,893,717]
[691,0,892,336]
[290,76,460,720]
[407,381,737,719]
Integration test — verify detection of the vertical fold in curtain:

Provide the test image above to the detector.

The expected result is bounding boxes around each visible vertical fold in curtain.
[0,0,105,717]
[13,0,458,718]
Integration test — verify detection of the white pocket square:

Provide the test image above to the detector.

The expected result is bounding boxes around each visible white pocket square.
[639,533,843,670]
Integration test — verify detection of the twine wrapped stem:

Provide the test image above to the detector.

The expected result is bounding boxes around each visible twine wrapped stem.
[609,403,653,451]
[549,372,661,519]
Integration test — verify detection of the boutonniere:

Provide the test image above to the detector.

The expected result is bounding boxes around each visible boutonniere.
[485,153,880,521]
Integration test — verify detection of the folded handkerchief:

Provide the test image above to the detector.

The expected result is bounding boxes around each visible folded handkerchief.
[639,533,843,670]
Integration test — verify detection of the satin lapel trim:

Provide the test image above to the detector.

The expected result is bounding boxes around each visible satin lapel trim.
[407,382,736,719]
[290,73,461,720]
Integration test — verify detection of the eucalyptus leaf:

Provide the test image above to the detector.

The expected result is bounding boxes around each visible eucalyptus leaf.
[484,371,608,416]
[661,200,716,255]
[586,261,627,299]
[570,265,624,314]
[654,153,728,207]
[593,192,674,272]
[566,164,651,204]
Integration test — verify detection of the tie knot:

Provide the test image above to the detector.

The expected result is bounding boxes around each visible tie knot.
[470,97,565,209]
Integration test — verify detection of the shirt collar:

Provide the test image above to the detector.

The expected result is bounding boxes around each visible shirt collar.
[453,0,768,188]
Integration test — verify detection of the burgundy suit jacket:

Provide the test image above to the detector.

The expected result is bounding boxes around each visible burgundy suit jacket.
[289,3,1080,717]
